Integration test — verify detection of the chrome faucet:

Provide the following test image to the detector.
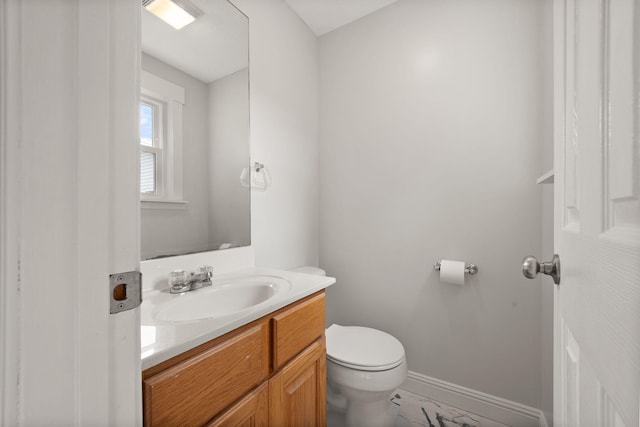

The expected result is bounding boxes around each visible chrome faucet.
[169,265,213,294]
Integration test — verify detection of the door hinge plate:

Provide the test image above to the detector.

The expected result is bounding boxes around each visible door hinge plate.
[110,271,142,314]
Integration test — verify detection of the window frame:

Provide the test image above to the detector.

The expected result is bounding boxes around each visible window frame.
[140,70,187,208]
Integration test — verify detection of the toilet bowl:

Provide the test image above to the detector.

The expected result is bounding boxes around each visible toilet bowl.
[289,267,408,427]
[326,324,407,427]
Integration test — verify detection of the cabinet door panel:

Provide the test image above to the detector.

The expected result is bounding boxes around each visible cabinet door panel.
[272,293,325,369]
[143,323,269,427]
[207,383,268,427]
[269,339,326,427]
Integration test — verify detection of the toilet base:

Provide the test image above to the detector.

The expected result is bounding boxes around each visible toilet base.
[327,395,398,427]
[328,383,398,427]
[344,391,395,427]
[326,357,407,427]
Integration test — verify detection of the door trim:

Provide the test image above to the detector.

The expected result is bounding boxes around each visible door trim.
[0,0,142,425]
[0,0,22,424]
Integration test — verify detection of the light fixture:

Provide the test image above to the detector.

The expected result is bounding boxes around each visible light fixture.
[142,0,203,30]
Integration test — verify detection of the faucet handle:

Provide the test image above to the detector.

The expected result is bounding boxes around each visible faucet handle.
[198,265,213,278]
[169,269,187,286]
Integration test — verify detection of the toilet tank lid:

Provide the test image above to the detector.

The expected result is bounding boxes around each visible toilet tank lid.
[326,324,405,370]
[290,266,326,276]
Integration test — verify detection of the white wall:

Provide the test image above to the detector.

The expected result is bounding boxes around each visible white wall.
[208,68,251,249]
[319,0,548,408]
[232,0,320,270]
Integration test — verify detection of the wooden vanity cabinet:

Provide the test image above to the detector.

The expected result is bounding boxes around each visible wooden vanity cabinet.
[142,291,326,427]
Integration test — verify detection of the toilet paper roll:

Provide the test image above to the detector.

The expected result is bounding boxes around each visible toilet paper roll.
[439,260,466,285]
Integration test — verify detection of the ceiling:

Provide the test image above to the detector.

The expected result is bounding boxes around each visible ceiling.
[142,0,248,83]
[284,0,400,36]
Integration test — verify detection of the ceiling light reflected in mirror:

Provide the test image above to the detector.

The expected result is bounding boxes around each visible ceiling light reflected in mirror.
[143,0,203,30]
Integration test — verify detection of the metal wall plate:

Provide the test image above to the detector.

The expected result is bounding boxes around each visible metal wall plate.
[110,271,142,314]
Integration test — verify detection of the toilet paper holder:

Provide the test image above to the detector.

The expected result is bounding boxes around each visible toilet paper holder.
[433,261,478,275]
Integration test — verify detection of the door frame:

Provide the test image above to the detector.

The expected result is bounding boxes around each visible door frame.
[552,0,565,422]
[0,0,141,424]
[0,0,21,423]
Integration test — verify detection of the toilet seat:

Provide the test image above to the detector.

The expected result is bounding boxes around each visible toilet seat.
[326,324,405,371]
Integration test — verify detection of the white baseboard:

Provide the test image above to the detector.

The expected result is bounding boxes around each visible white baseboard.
[401,371,549,427]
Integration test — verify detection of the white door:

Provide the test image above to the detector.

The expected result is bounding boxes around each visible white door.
[553,0,640,426]
[1,0,141,425]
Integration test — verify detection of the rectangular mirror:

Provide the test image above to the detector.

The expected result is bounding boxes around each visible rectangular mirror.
[140,0,250,260]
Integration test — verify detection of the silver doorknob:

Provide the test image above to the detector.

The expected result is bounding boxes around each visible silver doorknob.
[522,254,561,285]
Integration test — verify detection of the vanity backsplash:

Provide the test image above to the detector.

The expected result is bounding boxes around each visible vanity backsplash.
[140,246,255,292]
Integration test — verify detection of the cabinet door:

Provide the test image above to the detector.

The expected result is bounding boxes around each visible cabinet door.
[269,339,326,427]
[207,383,268,427]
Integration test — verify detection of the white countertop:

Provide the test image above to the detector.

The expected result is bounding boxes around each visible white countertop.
[141,267,335,370]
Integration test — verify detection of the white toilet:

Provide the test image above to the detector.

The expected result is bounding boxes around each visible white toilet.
[325,324,407,427]
[290,266,408,427]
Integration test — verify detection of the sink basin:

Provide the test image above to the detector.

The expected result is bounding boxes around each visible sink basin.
[154,275,291,322]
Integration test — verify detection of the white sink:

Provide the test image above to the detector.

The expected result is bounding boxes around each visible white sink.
[140,266,336,369]
[154,275,292,322]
